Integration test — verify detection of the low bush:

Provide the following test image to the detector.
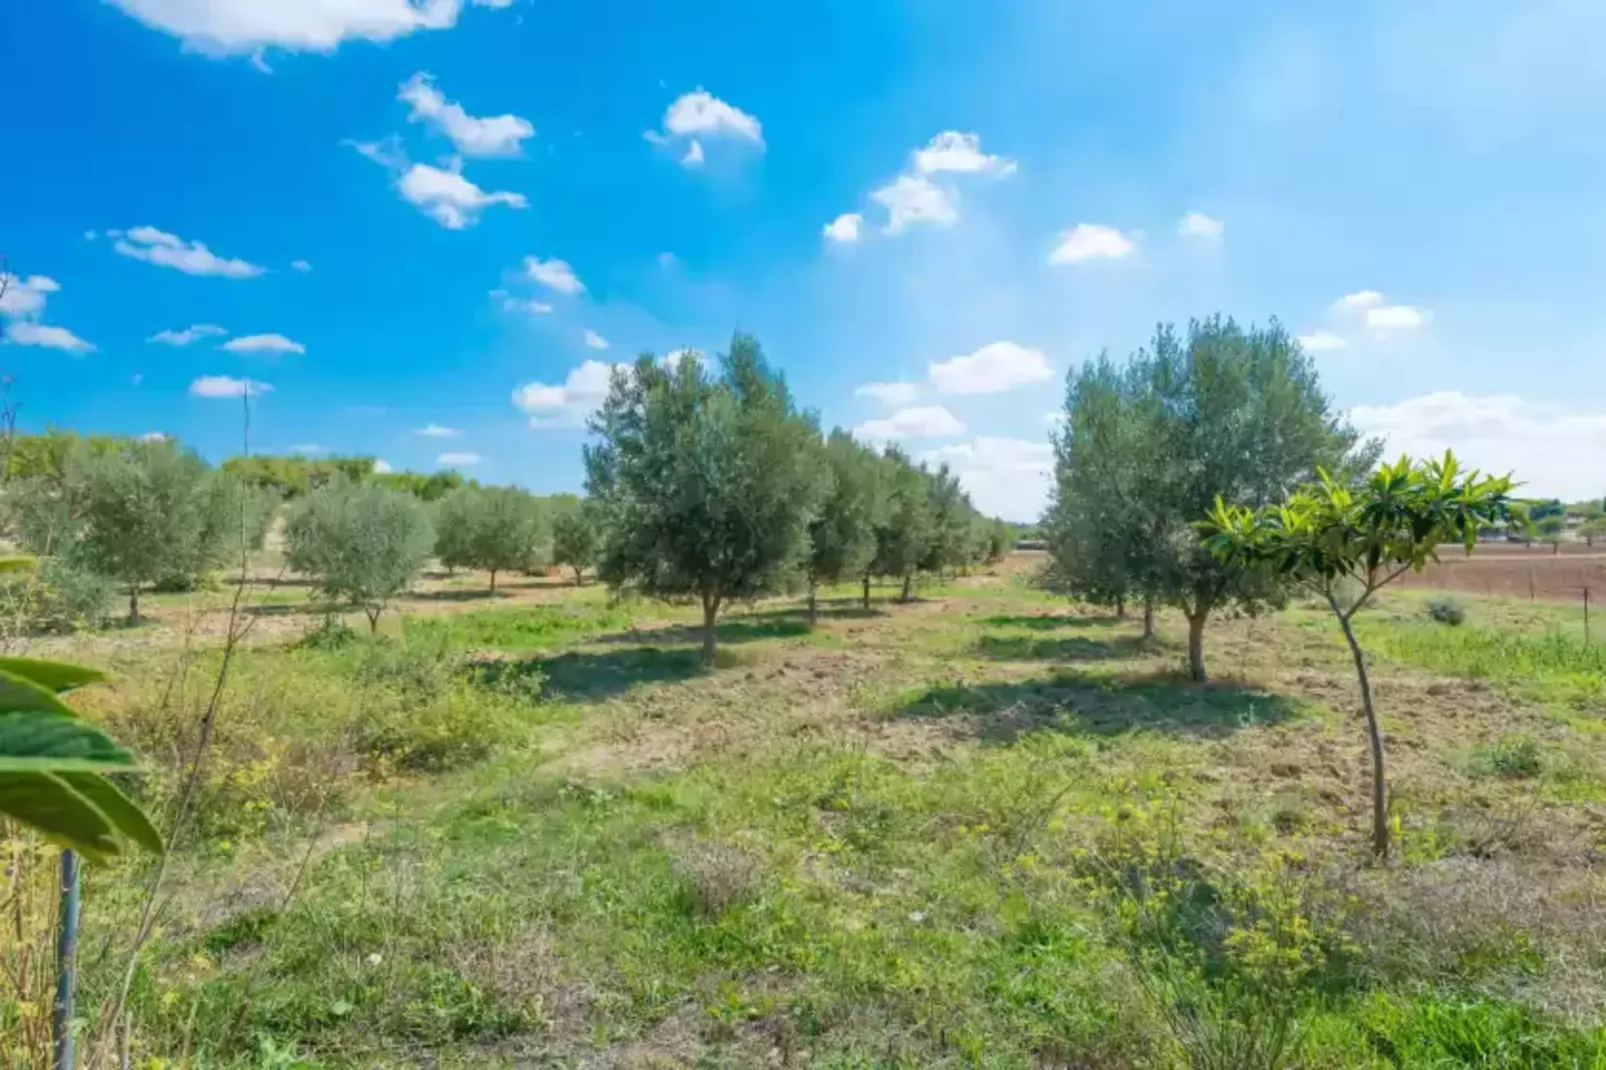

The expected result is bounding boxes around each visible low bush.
[1427,595,1468,627]
[0,557,116,633]
[1471,736,1544,779]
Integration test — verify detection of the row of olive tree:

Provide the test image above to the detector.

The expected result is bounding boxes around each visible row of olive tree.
[584,335,1010,663]
[1043,317,1381,681]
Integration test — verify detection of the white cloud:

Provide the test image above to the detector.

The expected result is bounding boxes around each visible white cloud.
[912,131,1016,176]
[220,333,305,354]
[662,348,697,370]
[415,423,460,437]
[680,139,705,167]
[872,174,958,234]
[1336,290,1385,310]
[104,0,509,55]
[437,451,482,466]
[855,381,921,408]
[1365,304,1430,330]
[347,136,407,168]
[524,256,584,295]
[0,275,60,317]
[1048,223,1136,264]
[512,359,618,428]
[584,329,609,350]
[1348,392,1606,500]
[930,341,1052,396]
[139,431,168,443]
[291,443,326,455]
[1297,331,1349,353]
[922,437,1053,522]
[657,88,763,144]
[113,225,264,277]
[4,322,95,353]
[853,405,965,440]
[399,72,533,157]
[290,259,312,272]
[150,323,227,346]
[396,161,527,229]
[823,213,862,243]
[189,375,270,398]
[499,295,553,315]
[373,458,395,474]
[1178,211,1224,239]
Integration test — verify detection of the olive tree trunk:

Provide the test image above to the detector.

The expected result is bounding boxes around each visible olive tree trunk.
[1142,596,1156,640]
[862,575,871,611]
[900,574,913,603]
[700,592,721,666]
[1185,609,1208,682]
[807,580,819,626]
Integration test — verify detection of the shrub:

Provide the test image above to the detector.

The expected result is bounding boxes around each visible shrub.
[1426,596,1467,627]
[1471,736,1544,779]
[0,557,116,634]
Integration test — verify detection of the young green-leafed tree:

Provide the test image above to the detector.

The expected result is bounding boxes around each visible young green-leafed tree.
[1582,516,1606,549]
[433,485,547,593]
[551,501,599,586]
[1205,453,1520,856]
[585,335,825,663]
[919,463,976,581]
[69,440,253,622]
[805,430,881,624]
[285,479,435,632]
[871,447,932,604]
[1536,514,1567,554]
[1047,319,1375,675]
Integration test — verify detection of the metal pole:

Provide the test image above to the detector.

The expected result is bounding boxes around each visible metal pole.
[53,849,81,1070]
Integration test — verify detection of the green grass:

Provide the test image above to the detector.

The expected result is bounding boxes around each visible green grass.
[12,567,1606,1067]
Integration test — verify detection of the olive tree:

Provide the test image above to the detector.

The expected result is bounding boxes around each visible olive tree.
[433,485,546,593]
[805,430,880,623]
[285,479,434,632]
[585,335,825,664]
[1582,516,1606,548]
[551,501,598,586]
[1536,515,1567,554]
[870,447,932,604]
[919,463,975,581]
[1205,453,1519,856]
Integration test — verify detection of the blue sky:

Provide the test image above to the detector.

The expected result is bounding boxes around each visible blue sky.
[5,0,1606,519]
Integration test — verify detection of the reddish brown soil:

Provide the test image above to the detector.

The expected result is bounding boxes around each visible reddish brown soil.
[1399,543,1606,600]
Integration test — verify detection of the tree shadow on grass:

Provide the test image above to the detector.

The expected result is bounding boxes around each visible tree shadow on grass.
[472,646,704,702]
[594,617,814,647]
[974,633,1156,662]
[403,588,507,604]
[978,613,1113,632]
[895,670,1304,745]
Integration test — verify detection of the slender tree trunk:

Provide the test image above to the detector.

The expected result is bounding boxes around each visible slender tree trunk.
[1142,596,1156,640]
[1185,610,1208,682]
[862,575,871,611]
[807,579,819,626]
[900,574,913,603]
[489,568,498,594]
[366,607,381,635]
[700,592,720,666]
[128,586,141,625]
[1553,541,1561,556]
[1115,596,1126,620]
[1337,609,1389,857]
[53,850,80,1070]
[573,566,584,587]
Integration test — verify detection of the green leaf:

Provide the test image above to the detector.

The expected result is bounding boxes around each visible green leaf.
[0,668,77,717]
[0,711,137,773]
[58,772,164,854]
[0,770,121,861]
[0,658,106,694]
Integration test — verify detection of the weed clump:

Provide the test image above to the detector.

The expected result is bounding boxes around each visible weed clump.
[1471,736,1544,779]
[1426,595,1468,627]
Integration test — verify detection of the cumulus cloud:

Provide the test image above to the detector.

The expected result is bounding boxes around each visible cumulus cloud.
[654,88,763,145]
[498,295,553,315]
[399,72,533,157]
[524,256,584,295]
[396,160,526,229]
[189,375,270,398]
[1348,391,1606,500]
[872,175,958,235]
[930,341,1052,396]
[1365,304,1429,330]
[1179,211,1224,238]
[583,329,609,350]
[150,324,227,346]
[912,131,1016,176]
[512,359,618,428]
[220,333,305,354]
[680,140,705,167]
[415,423,459,437]
[104,0,508,55]
[855,381,921,408]
[853,405,965,440]
[4,322,95,352]
[1336,290,1385,310]
[373,459,394,474]
[1297,331,1349,353]
[437,451,482,466]
[1048,223,1136,264]
[823,213,862,243]
[113,226,264,277]
[0,274,60,318]
[922,437,1053,522]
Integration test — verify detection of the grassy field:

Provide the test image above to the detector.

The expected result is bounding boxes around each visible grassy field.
[5,559,1606,1068]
